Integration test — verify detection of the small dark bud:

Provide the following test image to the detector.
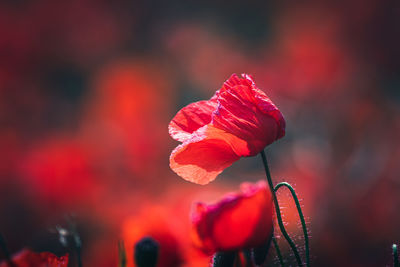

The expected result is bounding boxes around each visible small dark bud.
[212,251,236,267]
[134,237,159,267]
[253,231,273,265]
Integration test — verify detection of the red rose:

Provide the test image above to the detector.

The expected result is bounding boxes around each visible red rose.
[191,181,274,254]
[169,74,285,184]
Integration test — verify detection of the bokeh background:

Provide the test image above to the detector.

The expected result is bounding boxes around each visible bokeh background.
[1,0,399,266]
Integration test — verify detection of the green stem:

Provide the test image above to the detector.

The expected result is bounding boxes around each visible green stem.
[274,182,309,267]
[260,150,303,266]
[235,252,242,267]
[272,235,285,267]
[0,234,15,267]
[76,235,83,267]
[242,250,253,267]
[394,244,399,267]
[118,241,127,267]
[67,217,82,267]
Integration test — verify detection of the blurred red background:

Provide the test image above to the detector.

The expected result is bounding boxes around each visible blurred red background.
[0,0,399,266]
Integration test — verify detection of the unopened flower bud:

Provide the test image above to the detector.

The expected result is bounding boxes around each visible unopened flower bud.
[212,251,236,267]
[134,236,159,267]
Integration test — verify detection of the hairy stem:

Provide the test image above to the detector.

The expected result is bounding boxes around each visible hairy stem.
[272,235,285,267]
[274,182,309,266]
[260,150,303,266]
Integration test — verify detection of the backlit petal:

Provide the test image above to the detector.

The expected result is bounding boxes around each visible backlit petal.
[169,99,218,142]
[169,125,242,185]
[169,74,285,183]
[212,74,283,155]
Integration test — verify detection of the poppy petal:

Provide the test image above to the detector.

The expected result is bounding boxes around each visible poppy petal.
[212,74,284,156]
[169,99,218,142]
[169,125,242,185]
[168,74,285,183]
[0,249,69,267]
[191,181,274,253]
[220,74,285,131]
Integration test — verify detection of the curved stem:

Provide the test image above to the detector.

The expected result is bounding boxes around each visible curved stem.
[272,235,285,267]
[260,150,303,266]
[274,182,309,267]
[394,244,399,267]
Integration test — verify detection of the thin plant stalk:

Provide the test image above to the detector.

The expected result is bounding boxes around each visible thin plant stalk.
[274,182,309,266]
[243,250,252,267]
[394,244,399,267]
[272,235,285,267]
[0,234,15,267]
[235,252,242,267]
[118,241,127,267]
[67,218,82,267]
[70,229,82,267]
[260,150,303,266]
[76,240,82,267]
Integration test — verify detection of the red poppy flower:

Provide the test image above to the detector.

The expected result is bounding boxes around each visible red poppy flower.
[191,181,274,254]
[0,249,68,267]
[18,138,95,206]
[169,74,285,184]
[83,59,175,180]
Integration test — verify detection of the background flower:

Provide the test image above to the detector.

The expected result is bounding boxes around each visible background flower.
[191,181,273,254]
[0,249,68,267]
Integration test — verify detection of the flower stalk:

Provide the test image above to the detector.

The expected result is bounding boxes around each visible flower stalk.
[394,244,399,267]
[66,218,82,267]
[274,182,310,266]
[272,236,285,266]
[243,250,252,267]
[260,150,303,266]
[118,241,127,267]
[0,233,16,267]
